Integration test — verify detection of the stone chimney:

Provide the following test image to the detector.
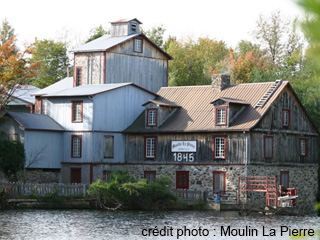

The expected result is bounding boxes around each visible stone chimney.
[212,74,230,91]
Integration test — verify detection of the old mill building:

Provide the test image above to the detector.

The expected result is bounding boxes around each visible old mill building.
[0,19,318,210]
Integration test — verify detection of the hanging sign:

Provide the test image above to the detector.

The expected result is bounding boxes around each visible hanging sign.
[171,141,197,153]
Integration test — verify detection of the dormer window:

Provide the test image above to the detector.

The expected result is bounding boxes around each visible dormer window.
[133,38,143,53]
[215,106,227,125]
[282,109,290,127]
[131,23,137,32]
[147,108,157,126]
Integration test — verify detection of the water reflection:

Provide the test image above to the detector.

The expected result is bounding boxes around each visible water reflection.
[0,209,319,239]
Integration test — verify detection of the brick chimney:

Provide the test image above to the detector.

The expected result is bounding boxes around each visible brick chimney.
[212,74,230,91]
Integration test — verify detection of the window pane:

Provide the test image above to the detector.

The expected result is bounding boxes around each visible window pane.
[76,68,81,86]
[104,136,114,158]
[134,39,142,52]
[73,102,82,122]
[148,109,156,126]
[146,138,155,158]
[215,137,225,158]
[300,139,306,156]
[216,108,226,124]
[72,136,81,157]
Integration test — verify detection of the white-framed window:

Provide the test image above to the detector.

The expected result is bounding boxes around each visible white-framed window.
[215,106,227,125]
[213,136,226,159]
[147,109,157,126]
[145,137,156,159]
[72,101,83,122]
[282,109,290,127]
[104,136,114,158]
[299,138,308,156]
[72,135,82,158]
[133,38,143,53]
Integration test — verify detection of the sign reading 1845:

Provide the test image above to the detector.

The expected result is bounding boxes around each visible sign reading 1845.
[171,141,197,162]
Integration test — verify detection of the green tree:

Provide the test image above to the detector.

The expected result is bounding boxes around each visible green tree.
[85,25,108,43]
[0,19,15,45]
[30,39,70,88]
[0,140,25,177]
[166,37,228,86]
[253,11,303,65]
[142,25,166,49]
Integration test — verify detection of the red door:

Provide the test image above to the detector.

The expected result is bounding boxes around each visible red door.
[70,168,82,183]
[176,171,189,189]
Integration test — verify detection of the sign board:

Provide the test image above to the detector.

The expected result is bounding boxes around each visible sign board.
[171,141,197,153]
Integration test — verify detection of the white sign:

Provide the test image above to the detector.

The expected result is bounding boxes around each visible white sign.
[171,141,197,152]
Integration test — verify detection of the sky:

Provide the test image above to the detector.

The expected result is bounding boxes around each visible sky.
[1,0,305,50]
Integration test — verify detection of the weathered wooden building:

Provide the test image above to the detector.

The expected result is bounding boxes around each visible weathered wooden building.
[123,74,319,210]
[71,18,172,93]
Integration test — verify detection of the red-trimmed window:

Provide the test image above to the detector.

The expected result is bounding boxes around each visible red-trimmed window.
[176,171,189,189]
[144,171,156,183]
[72,101,83,122]
[280,171,289,188]
[75,67,82,86]
[212,135,227,160]
[71,135,82,158]
[146,108,157,126]
[264,135,273,159]
[213,171,226,194]
[144,136,156,159]
[282,109,291,127]
[104,136,114,158]
[133,38,143,53]
[215,106,227,125]
[299,138,308,156]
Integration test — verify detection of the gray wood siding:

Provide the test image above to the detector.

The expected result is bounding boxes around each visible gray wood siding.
[63,132,125,163]
[46,97,93,131]
[256,87,317,133]
[0,117,25,143]
[24,131,63,169]
[251,86,318,165]
[105,53,167,93]
[125,133,247,164]
[93,85,155,131]
[250,132,318,164]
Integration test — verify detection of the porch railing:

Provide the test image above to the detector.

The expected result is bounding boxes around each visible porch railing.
[173,189,207,202]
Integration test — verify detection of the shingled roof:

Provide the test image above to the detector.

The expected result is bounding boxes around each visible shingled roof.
[125,81,289,133]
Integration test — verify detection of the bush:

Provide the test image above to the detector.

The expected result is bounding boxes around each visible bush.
[88,170,183,210]
[0,140,25,177]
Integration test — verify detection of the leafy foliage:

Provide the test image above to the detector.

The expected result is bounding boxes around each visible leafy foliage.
[0,19,14,45]
[88,170,182,210]
[166,37,228,86]
[0,35,37,111]
[30,39,70,88]
[142,25,166,49]
[0,140,25,177]
[85,25,109,43]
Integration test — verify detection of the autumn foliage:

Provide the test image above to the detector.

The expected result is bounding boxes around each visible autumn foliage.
[0,36,38,109]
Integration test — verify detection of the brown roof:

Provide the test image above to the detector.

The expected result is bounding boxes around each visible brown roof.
[125,81,288,133]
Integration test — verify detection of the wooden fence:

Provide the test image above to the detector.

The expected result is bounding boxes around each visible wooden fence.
[2,182,88,197]
[173,189,207,202]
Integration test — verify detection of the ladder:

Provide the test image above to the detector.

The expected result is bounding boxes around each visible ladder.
[255,80,283,108]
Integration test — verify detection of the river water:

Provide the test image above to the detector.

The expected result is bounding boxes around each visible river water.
[0,209,319,240]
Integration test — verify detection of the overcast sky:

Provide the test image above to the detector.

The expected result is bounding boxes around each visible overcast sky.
[1,0,305,49]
